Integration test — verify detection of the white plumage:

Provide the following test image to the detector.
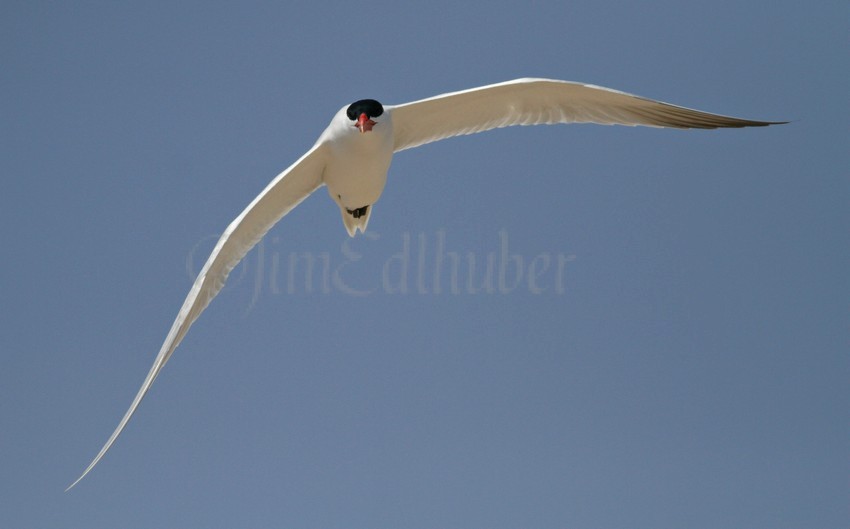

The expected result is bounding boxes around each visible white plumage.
[67,78,783,490]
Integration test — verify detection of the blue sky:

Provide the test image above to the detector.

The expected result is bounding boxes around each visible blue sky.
[2,1,847,528]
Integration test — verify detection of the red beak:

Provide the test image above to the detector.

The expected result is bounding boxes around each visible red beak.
[355,112,376,133]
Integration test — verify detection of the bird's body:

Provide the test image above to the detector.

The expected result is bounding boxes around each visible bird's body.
[321,102,395,235]
[67,78,784,490]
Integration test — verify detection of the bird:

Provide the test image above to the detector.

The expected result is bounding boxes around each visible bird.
[67,77,784,490]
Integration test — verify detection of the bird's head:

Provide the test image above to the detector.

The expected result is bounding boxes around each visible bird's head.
[346,99,384,133]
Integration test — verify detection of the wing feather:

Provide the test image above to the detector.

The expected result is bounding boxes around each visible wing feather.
[390,78,784,152]
[67,142,327,490]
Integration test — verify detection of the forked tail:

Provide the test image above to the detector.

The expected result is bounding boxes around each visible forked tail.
[340,205,371,237]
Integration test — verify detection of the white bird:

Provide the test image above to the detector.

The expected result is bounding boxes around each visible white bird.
[67,78,783,489]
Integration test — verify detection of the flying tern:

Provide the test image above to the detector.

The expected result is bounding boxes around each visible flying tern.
[67,77,784,489]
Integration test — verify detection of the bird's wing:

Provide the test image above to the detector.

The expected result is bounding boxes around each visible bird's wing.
[67,142,327,490]
[389,78,784,152]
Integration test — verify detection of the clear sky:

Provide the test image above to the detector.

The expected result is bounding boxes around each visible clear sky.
[2,1,847,528]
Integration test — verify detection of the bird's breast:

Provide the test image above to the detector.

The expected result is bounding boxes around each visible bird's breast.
[323,123,394,208]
